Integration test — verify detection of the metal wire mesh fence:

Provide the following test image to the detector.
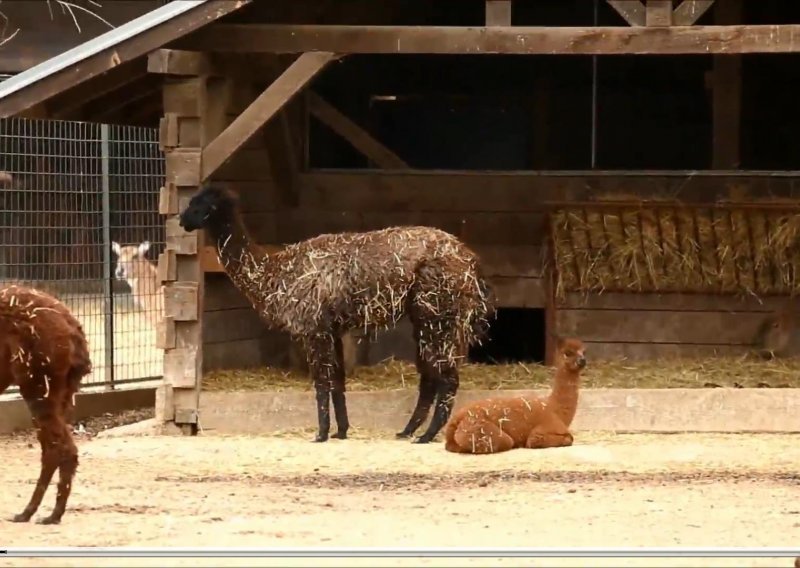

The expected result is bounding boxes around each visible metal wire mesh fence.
[0,117,166,392]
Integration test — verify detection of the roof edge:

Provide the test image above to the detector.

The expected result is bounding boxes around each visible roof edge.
[0,0,205,102]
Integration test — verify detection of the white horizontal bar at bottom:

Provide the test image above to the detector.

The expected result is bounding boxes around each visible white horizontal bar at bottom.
[3,548,800,558]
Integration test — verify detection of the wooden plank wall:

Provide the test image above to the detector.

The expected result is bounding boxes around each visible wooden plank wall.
[205,166,800,366]
[556,292,784,360]
[276,171,798,362]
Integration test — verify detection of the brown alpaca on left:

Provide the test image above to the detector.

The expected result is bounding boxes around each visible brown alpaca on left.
[0,284,92,524]
[444,337,586,454]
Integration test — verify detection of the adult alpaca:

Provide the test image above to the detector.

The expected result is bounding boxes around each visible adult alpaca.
[0,284,92,524]
[179,183,493,443]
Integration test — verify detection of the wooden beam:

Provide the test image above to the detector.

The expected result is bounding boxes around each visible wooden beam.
[711,0,742,169]
[673,0,715,26]
[185,24,800,55]
[296,170,800,213]
[200,51,336,181]
[147,49,281,80]
[485,1,512,27]
[0,0,251,118]
[606,1,646,26]
[84,76,162,123]
[148,49,218,76]
[645,0,672,26]
[307,92,409,170]
[48,59,148,119]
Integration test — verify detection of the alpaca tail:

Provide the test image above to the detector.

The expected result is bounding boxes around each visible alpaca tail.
[468,271,495,345]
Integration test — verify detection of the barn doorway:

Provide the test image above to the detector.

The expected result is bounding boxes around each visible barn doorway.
[468,307,546,364]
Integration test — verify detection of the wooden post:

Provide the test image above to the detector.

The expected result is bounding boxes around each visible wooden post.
[645,0,672,26]
[485,1,511,26]
[155,61,231,435]
[711,0,742,169]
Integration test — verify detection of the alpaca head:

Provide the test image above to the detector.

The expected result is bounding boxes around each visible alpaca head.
[179,183,237,232]
[111,241,150,281]
[554,336,587,373]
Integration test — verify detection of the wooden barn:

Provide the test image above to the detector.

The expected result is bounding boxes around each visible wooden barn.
[1,0,799,433]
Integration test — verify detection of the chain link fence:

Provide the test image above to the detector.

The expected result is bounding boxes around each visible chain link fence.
[0,117,165,392]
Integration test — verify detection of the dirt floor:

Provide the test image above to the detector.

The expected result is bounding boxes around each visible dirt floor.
[1,426,799,568]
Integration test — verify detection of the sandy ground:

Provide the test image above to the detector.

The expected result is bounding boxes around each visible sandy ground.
[1,430,799,568]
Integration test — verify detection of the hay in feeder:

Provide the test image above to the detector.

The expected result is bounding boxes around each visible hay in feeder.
[550,200,800,298]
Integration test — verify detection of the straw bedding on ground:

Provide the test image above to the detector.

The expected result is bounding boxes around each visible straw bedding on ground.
[203,355,800,392]
[551,201,800,299]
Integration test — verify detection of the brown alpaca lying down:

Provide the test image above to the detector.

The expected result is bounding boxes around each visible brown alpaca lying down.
[444,337,586,454]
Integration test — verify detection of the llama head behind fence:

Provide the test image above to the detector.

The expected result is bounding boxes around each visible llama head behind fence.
[111,240,163,325]
[112,241,152,281]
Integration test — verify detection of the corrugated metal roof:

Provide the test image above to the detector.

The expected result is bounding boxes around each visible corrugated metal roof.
[0,0,207,101]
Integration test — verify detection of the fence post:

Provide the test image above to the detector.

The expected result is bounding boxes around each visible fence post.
[101,124,115,390]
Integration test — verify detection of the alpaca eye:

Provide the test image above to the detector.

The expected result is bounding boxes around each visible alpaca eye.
[564,351,574,357]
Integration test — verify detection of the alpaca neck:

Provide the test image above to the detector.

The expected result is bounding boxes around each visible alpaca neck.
[546,367,581,428]
[209,214,266,287]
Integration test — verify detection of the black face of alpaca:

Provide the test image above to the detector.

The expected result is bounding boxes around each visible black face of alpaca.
[179,184,231,232]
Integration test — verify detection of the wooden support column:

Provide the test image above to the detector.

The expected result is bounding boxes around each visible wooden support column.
[711,0,742,169]
[485,1,511,26]
[645,0,672,26]
[154,53,231,435]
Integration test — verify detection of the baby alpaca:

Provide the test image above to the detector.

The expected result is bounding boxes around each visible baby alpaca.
[444,337,586,454]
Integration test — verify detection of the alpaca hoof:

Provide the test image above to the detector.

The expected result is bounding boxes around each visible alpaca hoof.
[36,515,61,526]
[395,431,412,439]
[10,512,32,523]
[412,436,432,444]
[313,434,329,443]
[331,430,348,440]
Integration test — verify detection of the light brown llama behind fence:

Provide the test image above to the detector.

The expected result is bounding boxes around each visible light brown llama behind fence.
[0,284,92,524]
[444,337,586,454]
[112,241,165,327]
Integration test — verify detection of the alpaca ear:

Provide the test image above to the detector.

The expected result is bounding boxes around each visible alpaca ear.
[111,241,121,255]
[138,241,151,256]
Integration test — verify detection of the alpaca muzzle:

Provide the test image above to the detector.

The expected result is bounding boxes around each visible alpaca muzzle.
[576,356,586,369]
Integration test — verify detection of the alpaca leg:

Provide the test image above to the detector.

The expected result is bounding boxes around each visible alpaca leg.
[39,424,78,525]
[414,367,459,444]
[451,419,515,455]
[38,387,79,525]
[443,409,471,453]
[307,333,336,443]
[525,423,574,449]
[396,352,437,439]
[330,335,350,440]
[11,397,60,523]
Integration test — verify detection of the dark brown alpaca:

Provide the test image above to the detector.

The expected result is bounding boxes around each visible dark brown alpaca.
[179,183,494,444]
[0,284,91,524]
[444,337,586,454]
